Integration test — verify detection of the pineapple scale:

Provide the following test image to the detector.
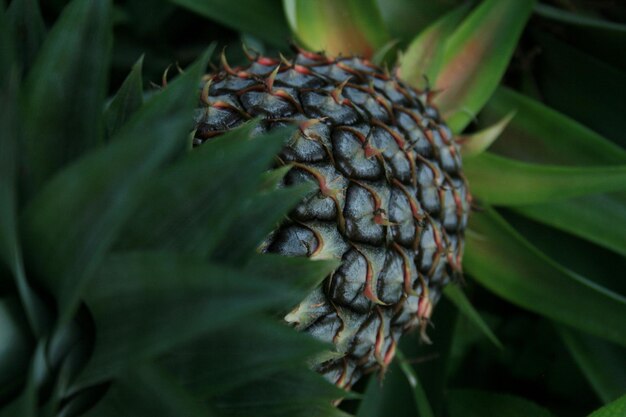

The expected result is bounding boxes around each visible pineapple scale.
[194,48,470,389]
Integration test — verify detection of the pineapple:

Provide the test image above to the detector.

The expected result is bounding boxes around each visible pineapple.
[194,49,470,387]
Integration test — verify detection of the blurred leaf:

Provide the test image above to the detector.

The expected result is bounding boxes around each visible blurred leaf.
[214,368,350,417]
[172,0,290,47]
[532,31,626,146]
[513,193,626,256]
[211,185,312,264]
[371,39,400,66]
[160,319,325,397]
[534,4,626,32]
[21,52,209,323]
[375,0,461,41]
[0,340,38,417]
[443,285,503,349]
[83,364,213,417]
[459,111,514,157]
[20,0,112,196]
[399,3,470,90]
[482,87,626,166]
[0,297,32,390]
[559,327,626,404]
[118,123,292,257]
[104,55,145,140]
[464,152,626,205]
[6,0,45,73]
[434,0,534,132]
[588,395,626,417]
[465,209,626,347]
[447,389,556,417]
[75,252,295,388]
[396,350,435,417]
[283,0,389,57]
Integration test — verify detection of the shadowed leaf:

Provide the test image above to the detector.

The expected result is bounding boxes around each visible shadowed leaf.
[448,389,556,417]
[6,0,45,73]
[104,55,145,140]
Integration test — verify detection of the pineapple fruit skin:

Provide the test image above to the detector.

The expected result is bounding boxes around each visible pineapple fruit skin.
[194,49,470,388]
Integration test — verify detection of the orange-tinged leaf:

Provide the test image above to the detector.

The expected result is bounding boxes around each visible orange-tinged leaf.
[434,0,534,132]
[283,0,389,57]
[399,3,470,90]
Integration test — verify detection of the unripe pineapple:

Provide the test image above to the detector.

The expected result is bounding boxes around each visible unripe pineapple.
[193,48,470,389]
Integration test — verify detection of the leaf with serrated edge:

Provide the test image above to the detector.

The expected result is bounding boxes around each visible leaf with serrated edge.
[434,0,534,132]
[464,152,626,206]
[465,209,626,347]
[21,50,211,323]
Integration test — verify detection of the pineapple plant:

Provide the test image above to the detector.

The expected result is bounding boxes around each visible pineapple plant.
[1,0,626,417]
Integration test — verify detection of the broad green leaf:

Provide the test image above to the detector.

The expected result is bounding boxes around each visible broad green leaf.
[434,0,534,132]
[396,350,435,417]
[20,0,112,195]
[75,252,295,388]
[211,184,313,264]
[399,3,471,90]
[588,395,626,417]
[513,193,626,256]
[104,55,145,140]
[443,285,502,349]
[82,364,213,417]
[559,327,626,404]
[532,31,626,146]
[171,0,290,47]
[214,368,350,417]
[447,389,556,417]
[118,123,292,257]
[465,209,626,347]
[283,0,389,57]
[459,111,514,157]
[375,0,461,41]
[160,319,325,397]
[21,52,210,323]
[481,87,626,166]
[7,0,45,73]
[464,152,626,206]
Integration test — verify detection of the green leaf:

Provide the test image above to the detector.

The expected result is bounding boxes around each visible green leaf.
[213,368,349,417]
[443,285,503,349]
[21,51,210,323]
[399,3,471,90]
[104,55,145,140]
[0,340,39,417]
[211,184,313,264]
[588,395,626,417]
[0,297,32,390]
[159,319,325,397]
[6,0,45,73]
[395,350,435,417]
[464,152,626,206]
[465,209,626,347]
[283,0,390,57]
[75,252,295,388]
[459,111,514,157]
[118,123,292,257]
[447,389,556,417]
[558,327,626,404]
[513,193,626,256]
[434,0,534,132]
[374,0,461,41]
[20,0,112,195]
[82,364,213,417]
[171,0,290,47]
[532,31,626,146]
[534,3,626,33]
[481,87,626,166]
